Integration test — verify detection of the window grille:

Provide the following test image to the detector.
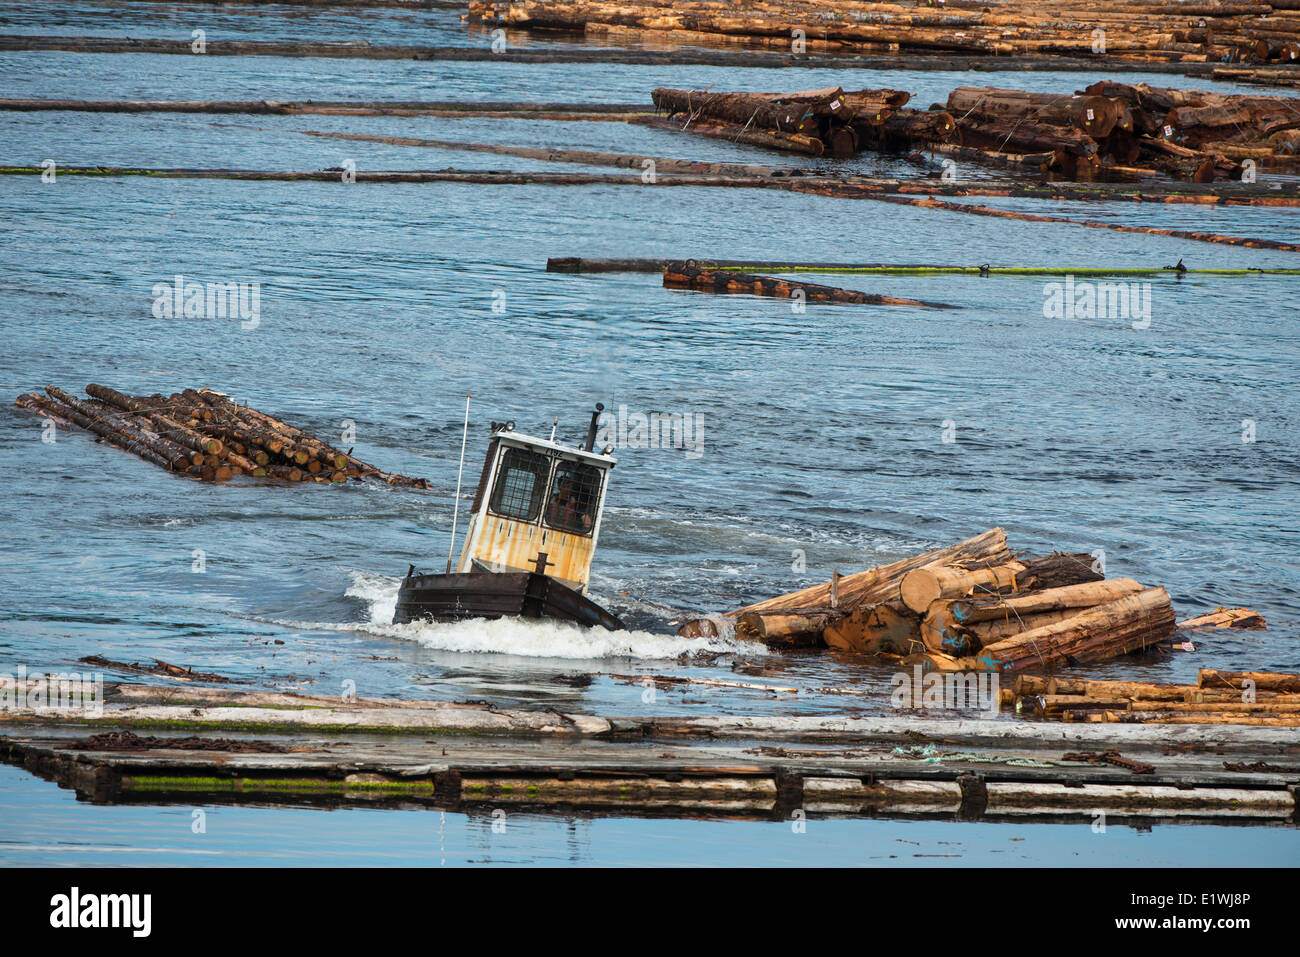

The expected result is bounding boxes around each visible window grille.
[543,461,603,536]
[488,447,551,522]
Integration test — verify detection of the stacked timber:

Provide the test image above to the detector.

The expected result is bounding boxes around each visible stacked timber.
[687,529,1265,674]
[1011,669,1300,726]
[642,80,1295,180]
[942,84,1300,180]
[649,86,909,156]
[1083,81,1300,172]
[471,0,1300,78]
[15,384,429,487]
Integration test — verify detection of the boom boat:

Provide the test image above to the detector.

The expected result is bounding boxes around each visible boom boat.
[392,406,624,630]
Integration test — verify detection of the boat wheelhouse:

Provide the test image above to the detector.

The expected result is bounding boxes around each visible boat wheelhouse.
[392,406,624,630]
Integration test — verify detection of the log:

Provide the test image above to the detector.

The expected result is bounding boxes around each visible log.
[1177,606,1267,630]
[737,528,1011,616]
[651,87,848,135]
[29,392,187,474]
[822,600,920,655]
[46,386,193,472]
[1199,670,1300,693]
[944,577,1146,626]
[85,384,225,456]
[663,261,957,308]
[899,561,1025,613]
[976,587,1176,672]
[946,87,1125,137]
[1014,675,1198,701]
[930,607,1080,650]
[736,610,835,647]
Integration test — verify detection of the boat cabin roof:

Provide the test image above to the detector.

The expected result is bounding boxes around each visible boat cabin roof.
[492,429,616,469]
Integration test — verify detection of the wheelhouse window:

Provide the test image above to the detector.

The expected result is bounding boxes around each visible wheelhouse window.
[488,447,551,522]
[543,461,603,536]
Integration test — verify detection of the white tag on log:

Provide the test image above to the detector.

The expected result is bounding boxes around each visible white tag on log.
[1086,108,1094,120]
[1163,125,1173,137]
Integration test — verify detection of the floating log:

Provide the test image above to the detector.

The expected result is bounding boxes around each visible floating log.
[547,258,1300,277]
[15,384,429,487]
[739,528,1012,620]
[945,578,1148,627]
[976,587,1177,673]
[947,87,1124,138]
[823,600,920,655]
[662,260,957,308]
[736,611,836,647]
[1177,607,1268,630]
[629,114,828,155]
[651,86,850,135]
[1199,669,1300,694]
[0,97,651,120]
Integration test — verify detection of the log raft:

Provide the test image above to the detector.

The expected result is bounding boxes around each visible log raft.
[15,385,429,487]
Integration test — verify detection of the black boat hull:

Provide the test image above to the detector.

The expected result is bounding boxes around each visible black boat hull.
[391,571,625,631]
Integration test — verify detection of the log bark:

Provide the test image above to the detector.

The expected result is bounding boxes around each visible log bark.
[944,577,1146,626]
[1177,606,1266,630]
[976,586,1176,673]
[1199,669,1300,693]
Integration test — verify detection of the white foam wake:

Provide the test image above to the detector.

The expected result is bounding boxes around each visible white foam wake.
[341,571,745,660]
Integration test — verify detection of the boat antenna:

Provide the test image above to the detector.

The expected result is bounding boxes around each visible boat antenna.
[447,393,471,573]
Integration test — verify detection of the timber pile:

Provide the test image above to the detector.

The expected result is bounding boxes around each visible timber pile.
[14,384,429,487]
[662,260,958,308]
[1012,669,1300,726]
[471,0,1300,70]
[679,528,1263,675]
[945,83,1300,180]
[649,86,913,157]
[646,81,1297,180]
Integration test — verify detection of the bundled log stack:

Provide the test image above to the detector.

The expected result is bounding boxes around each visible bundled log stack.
[471,0,1300,74]
[642,80,1296,180]
[1011,669,1300,726]
[681,528,1264,675]
[15,384,429,487]
[943,84,1300,180]
[647,86,913,156]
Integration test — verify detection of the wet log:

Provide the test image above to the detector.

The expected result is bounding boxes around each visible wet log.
[85,384,225,456]
[1199,670,1300,694]
[662,261,957,308]
[1177,606,1267,630]
[629,114,827,155]
[736,610,835,647]
[46,386,194,472]
[28,392,186,474]
[944,578,1147,629]
[735,528,1011,619]
[956,115,1098,158]
[1014,675,1197,701]
[925,607,1080,652]
[822,600,920,655]
[651,87,848,134]
[855,108,955,149]
[899,561,1026,614]
[946,87,1125,138]
[976,587,1177,673]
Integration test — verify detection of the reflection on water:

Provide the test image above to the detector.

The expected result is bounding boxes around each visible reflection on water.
[2,766,1297,867]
